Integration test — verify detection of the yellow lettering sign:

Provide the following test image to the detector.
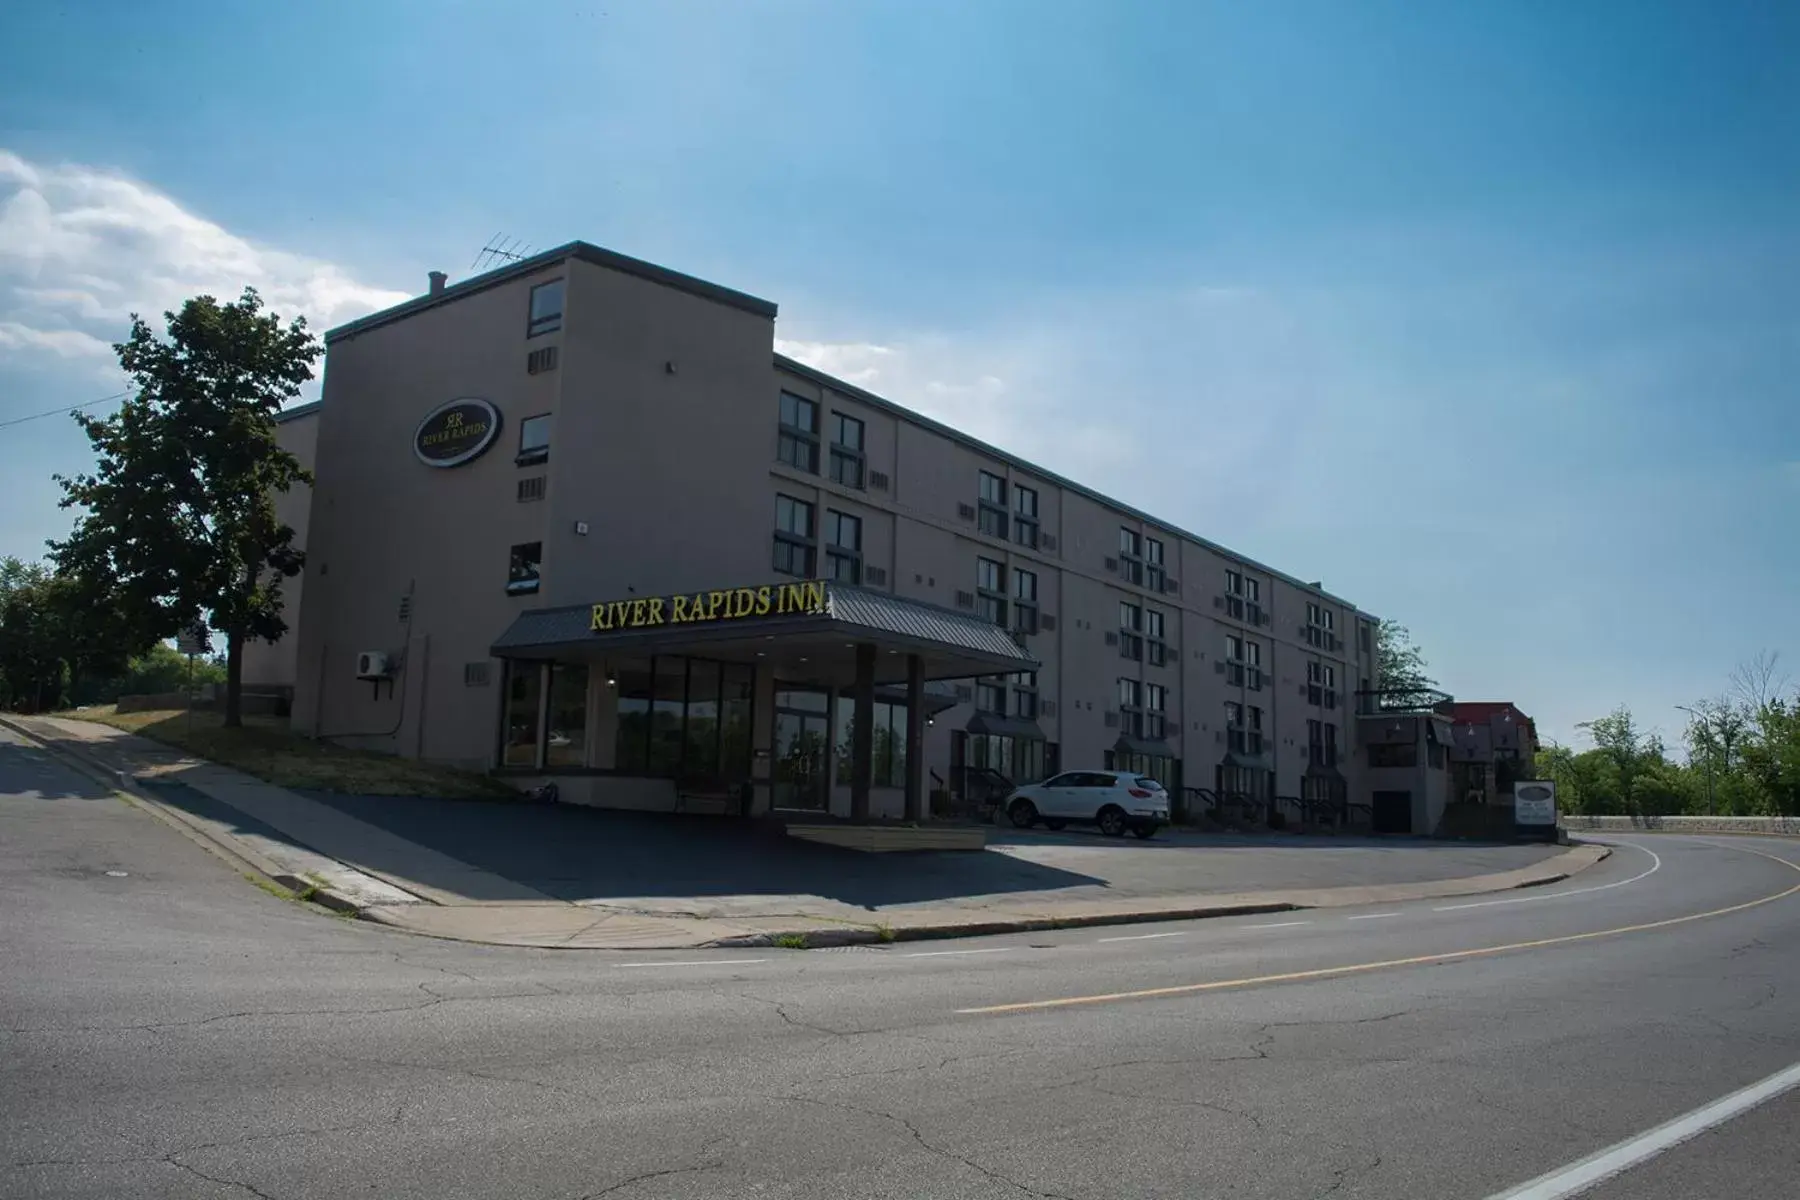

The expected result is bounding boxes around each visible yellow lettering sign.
[755,585,772,615]
[586,580,830,635]
[648,597,665,624]
[671,594,690,622]
[590,603,609,631]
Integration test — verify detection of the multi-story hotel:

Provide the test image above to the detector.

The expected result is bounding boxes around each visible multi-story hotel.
[249,242,1400,827]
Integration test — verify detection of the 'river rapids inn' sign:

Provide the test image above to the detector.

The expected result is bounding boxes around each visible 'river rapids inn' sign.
[590,580,828,632]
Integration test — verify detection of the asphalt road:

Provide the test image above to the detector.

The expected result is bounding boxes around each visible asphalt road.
[5,724,1800,1200]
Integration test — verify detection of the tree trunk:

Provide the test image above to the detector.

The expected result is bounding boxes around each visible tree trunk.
[224,629,244,728]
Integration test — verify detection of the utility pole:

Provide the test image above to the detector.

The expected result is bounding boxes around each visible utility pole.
[1675,704,1715,815]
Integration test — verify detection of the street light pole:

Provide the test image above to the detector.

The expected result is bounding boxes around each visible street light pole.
[1675,704,1715,815]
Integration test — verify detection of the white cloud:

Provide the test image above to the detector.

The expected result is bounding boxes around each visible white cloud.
[0,148,409,381]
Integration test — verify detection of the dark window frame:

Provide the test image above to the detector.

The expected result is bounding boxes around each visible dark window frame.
[778,392,821,474]
[828,412,865,489]
[976,556,1007,626]
[825,508,862,584]
[1145,536,1165,592]
[978,471,1009,539]
[527,279,564,338]
[517,412,552,466]
[506,541,542,596]
[773,493,817,578]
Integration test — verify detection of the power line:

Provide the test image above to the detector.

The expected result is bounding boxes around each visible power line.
[0,391,131,432]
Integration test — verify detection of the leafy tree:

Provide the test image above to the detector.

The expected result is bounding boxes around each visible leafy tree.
[51,288,321,727]
[1375,619,1437,694]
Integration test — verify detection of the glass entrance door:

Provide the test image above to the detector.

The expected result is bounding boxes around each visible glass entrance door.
[772,689,830,811]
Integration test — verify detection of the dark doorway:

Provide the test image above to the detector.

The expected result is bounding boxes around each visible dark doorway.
[772,688,831,811]
[1373,789,1413,834]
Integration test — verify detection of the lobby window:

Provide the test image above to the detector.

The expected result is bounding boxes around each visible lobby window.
[506,542,541,595]
[502,663,543,767]
[1011,567,1038,635]
[1146,683,1167,739]
[517,413,551,466]
[1118,601,1143,661]
[976,680,1008,716]
[778,392,820,474]
[1117,677,1144,737]
[835,699,909,788]
[825,509,862,584]
[1011,671,1039,719]
[527,279,564,338]
[829,412,865,489]
[1118,527,1144,585]
[545,662,588,768]
[1145,607,1168,666]
[1307,661,1338,708]
[615,658,755,784]
[978,471,1008,538]
[976,557,1007,626]
[773,494,816,577]
[1013,483,1039,548]
[1145,537,1165,592]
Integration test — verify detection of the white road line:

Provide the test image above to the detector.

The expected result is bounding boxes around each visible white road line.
[900,947,1011,958]
[1485,1059,1800,1199]
[1346,912,1402,921]
[616,958,769,969]
[1097,930,1190,943]
[1245,920,1311,929]
[1435,843,1662,912]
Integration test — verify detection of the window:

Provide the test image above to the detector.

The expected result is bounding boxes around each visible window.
[829,412,865,489]
[1226,569,1263,623]
[1307,661,1338,708]
[1225,634,1246,686]
[545,663,588,768]
[615,657,756,784]
[976,557,1007,625]
[506,542,541,595]
[1225,702,1264,755]
[834,699,910,788]
[778,392,820,474]
[1118,601,1143,661]
[978,471,1008,538]
[1012,567,1039,634]
[1013,484,1039,548]
[1146,537,1165,592]
[825,510,862,583]
[1307,601,1336,648]
[1145,607,1168,666]
[527,279,564,338]
[517,413,551,465]
[502,663,543,766]
[1370,742,1418,768]
[1308,720,1338,768]
[773,494,816,577]
[1117,677,1144,737]
[1011,670,1039,719]
[1146,683,1167,738]
[976,681,1007,715]
[1117,527,1143,585]
[1359,621,1373,654]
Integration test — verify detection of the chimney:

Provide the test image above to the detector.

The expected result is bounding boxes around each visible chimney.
[427,270,448,296]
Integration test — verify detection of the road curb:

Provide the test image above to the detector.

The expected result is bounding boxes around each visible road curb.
[0,713,366,917]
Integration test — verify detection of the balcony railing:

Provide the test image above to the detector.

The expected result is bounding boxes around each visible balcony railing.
[1355,687,1454,716]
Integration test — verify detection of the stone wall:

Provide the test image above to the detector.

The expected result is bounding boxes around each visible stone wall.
[1562,814,1800,837]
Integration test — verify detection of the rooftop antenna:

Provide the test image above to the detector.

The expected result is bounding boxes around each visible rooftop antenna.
[470,233,539,274]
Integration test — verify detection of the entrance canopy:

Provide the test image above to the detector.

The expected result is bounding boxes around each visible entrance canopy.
[490,579,1038,685]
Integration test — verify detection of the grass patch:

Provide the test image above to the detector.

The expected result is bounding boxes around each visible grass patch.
[873,922,896,943]
[58,706,518,799]
[771,933,811,950]
[244,872,298,901]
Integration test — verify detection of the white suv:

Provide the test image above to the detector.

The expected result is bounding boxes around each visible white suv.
[1001,770,1170,839]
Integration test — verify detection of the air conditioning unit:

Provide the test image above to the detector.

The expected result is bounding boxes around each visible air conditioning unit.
[356,650,394,680]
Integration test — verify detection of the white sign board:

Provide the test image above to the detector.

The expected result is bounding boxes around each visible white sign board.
[175,624,211,656]
[1514,781,1557,826]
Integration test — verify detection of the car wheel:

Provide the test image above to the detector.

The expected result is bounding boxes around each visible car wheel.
[1007,798,1039,829]
[1097,806,1127,837]
[1043,819,1067,831]
[1131,823,1160,840]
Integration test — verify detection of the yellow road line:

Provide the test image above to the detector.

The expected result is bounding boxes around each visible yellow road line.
[958,843,1800,1016]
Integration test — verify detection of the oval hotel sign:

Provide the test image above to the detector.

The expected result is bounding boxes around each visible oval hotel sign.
[414,398,502,468]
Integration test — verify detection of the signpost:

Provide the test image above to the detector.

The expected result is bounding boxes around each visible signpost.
[1513,780,1559,842]
[175,623,211,736]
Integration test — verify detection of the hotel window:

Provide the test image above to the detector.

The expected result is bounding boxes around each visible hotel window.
[1117,677,1144,737]
[778,392,820,474]
[1225,569,1263,623]
[527,279,564,338]
[502,663,544,766]
[1011,671,1039,719]
[976,557,1007,626]
[1011,567,1039,634]
[825,509,862,584]
[1306,601,1336,649]
[1146,683,1167,739]
[1012,484,1039,548]
[545,662,588,768]
[834,698,910,788]
[772,494,816,577]
[1308,719,1338,768]
[1145,537,1165,592]
[976,680,1007,716]
[1226,702,1263,755]
[1117,527,1144,585]
[1118,601,1143,661]
[517,412,551,466]
[829,412,865,489]
[506,542,541,595]
[1307,661,1338,709]
[1145,607,1168,666]
[978,471,1008,538]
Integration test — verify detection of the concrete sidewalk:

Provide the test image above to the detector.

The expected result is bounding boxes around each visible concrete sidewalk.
[3,712,1610,950]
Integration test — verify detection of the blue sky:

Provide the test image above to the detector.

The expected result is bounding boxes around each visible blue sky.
[1,0,1795,748]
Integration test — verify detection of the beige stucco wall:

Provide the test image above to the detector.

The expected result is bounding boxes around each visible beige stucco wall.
[240,405,318,690]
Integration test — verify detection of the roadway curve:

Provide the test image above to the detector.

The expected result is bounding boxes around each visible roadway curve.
[4,723,1800,1199]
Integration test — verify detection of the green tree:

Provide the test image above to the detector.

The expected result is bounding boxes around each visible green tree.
[1375,619,1437,694]
[51,288,320,727]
